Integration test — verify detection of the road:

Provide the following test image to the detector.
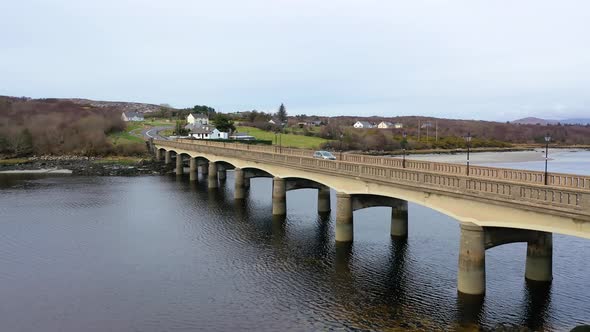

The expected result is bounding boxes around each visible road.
[142,126,172,140]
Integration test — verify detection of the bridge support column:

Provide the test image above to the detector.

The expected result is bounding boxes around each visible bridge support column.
[458,223,485,295]
[176,155,183,175]
[200,163,209,175]
[189,158,197,181]
[272,177,286,216]
[208,162,218,188]
[391,201,408,238]
[318,186,331,214]
[164,151,171,164]
[234,168,245,200]
[155,149,162,161]
[218,169,227,181]
[525,232,552,282]
[336,192,353,242]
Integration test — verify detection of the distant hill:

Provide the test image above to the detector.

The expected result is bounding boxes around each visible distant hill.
[68,98,166,113]
[512,117,590,126]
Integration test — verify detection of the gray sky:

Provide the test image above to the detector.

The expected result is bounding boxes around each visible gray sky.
[1,0,589,121]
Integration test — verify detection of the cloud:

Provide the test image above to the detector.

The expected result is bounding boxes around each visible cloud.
[1,0,589,121]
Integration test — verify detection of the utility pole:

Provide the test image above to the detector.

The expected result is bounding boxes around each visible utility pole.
[418,119,421,142]
[435,120,438,142]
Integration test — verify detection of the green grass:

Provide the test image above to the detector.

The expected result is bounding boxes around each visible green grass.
[236,126,329,149]
[0,158,30,165]
[93,156,144,165]
[109,131,144,145]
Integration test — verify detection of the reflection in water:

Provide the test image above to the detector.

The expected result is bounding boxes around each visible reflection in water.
[0,173,588,331]
[522,280,552,330]
[457,293,485,327]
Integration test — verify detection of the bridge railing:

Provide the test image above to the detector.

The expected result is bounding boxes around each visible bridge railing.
[167,139,590,191]
[156,139,590,216]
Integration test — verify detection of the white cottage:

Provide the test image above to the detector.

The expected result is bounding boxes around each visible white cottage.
[353,121,374,129]
[121,112,144,122]
[187,113,209,125]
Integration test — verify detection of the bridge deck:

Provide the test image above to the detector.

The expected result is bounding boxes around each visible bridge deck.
[154,139,590,223]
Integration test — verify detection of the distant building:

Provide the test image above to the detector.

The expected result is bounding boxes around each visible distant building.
[421,122,433,129]
[187,113,209,125]
[353,121,374,129]
[121,111,144,122]
[268,118,286,126]
[377,121,394,129]
[394,122,403,129]
[185,123,228,140]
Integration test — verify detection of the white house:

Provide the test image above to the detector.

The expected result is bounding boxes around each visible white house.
[121,111,144,122]
[187,113,209,125]
[353,121,374,129]
[377,121,394,129]
[187,125,228,140]
[394,122,403,129]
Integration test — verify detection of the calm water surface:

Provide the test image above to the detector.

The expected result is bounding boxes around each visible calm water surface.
[0,151,588,331]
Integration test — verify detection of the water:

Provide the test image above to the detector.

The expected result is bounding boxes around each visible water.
[0,152,588,331]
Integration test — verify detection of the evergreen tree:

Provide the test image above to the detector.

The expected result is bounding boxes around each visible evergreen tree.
[277,103,287,123]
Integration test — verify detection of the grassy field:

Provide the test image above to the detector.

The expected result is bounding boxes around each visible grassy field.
[236,126,329,149]
[0,158,31,165]
[92,156,145,165]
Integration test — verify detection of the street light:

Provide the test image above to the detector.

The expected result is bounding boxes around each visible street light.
[339,133,344,160]
[464,132,472,176]
[544,132,551,185]
[402,131,407,168]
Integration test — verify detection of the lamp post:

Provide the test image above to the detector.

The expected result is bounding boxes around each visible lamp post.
[464,132,472,176]
[402,131,407,168]
[544,132,551,185]
[339,133,344,160]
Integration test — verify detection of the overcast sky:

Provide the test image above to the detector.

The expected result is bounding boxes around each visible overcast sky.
[1,0,589,121]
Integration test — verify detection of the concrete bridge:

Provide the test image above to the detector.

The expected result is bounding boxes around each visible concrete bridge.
[153,139,590,296]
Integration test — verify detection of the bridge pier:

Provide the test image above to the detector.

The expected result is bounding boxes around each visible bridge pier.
[318,186,331,214]
[208,162,218,188]
[458,223,486,295]
[176,155,184,175]
[155,149,162,161]
[272,177,286,216]
[391,201,408,238]
[525,232,552,282]
[234,168,246,200]
[336,192,353,242]
[164,150,171,164]
[200,162,209,175]
[218,169,227,182]
[189,158,197,181]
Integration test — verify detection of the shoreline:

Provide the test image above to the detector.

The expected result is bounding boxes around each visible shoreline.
[0,157,172,176]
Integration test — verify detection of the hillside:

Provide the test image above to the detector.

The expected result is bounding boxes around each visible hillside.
[68,98,165,113]
[0,96,145,156]
[512,117,590,126]
[326,115,590,145]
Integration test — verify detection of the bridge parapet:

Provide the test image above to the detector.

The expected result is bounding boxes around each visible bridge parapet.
[155,139,590,220]
[167,139,590,191]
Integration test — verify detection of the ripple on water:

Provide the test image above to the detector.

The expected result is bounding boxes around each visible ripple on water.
[0,174,588,331]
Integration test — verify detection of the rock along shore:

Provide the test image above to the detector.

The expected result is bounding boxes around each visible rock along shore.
[0,156,173,176]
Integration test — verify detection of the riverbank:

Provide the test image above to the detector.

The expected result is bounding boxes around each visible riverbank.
[0,156,172,176]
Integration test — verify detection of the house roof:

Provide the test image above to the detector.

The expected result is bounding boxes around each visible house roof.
[190,113,208,119]
[380,121,394,126]
[123,111,143,118]
[356,121,373,127]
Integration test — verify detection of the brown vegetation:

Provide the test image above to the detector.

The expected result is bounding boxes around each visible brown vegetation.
[0,96,145,157]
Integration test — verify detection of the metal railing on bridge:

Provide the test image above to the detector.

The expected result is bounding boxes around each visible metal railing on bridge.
[154,139,590,219]
[167,138,590,191]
